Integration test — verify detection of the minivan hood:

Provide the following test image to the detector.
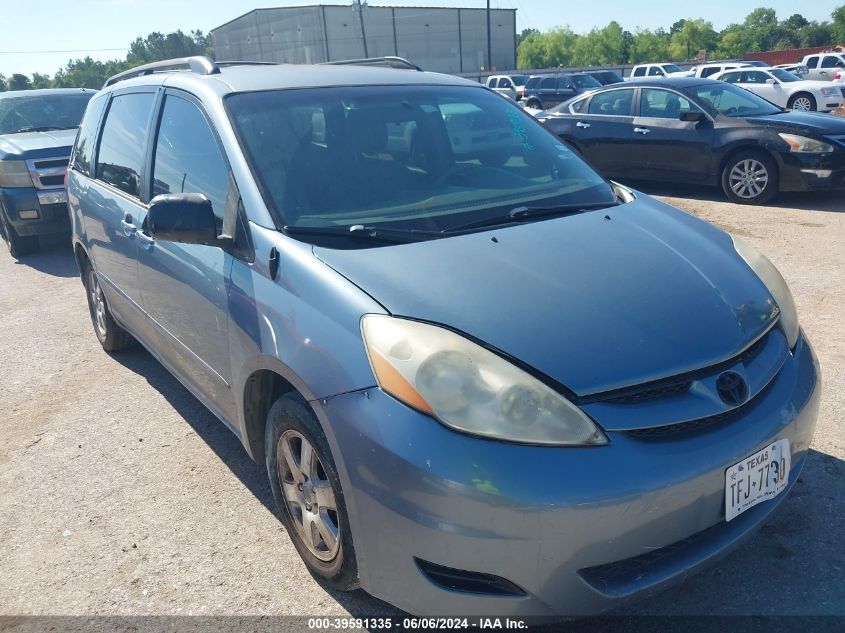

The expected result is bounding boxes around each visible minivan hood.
[314,196,778,396]
[0,128,77,159]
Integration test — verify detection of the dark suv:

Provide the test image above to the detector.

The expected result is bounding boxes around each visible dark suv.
[0,88,94,257]
[522,72,601,109]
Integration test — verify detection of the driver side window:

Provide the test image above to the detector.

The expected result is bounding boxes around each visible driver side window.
[647,66,663,76]
[639,89,695,119]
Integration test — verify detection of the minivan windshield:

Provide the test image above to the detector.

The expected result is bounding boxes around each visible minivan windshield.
[226,85,615,241]
[689,83,782,117]
[0,93,92,135]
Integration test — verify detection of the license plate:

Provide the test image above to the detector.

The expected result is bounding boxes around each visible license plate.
[725,439,790,522]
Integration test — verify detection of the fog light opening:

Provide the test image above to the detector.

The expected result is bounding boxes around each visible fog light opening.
[18,209,40,220]
[414,557,526,597]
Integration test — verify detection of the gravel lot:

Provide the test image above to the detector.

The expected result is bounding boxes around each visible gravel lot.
[0,185,842,622]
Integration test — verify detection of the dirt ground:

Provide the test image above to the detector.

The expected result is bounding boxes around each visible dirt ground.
[0,184,843,621]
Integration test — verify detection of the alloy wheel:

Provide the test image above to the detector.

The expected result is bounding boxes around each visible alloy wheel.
[277,429,341,561]
[728,158,769,200]
[791,97,812,111]
[88,269,108,337]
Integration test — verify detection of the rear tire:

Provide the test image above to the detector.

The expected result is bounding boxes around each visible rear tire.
[526,98,542,110]
[81,259,134,352]
[788,93,816,112]
[720,151,779,205]
[1,213,39,258]
[265,394,359,591]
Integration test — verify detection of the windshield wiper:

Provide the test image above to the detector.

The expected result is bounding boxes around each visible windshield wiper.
[283,224,442,243]
[445,201,620,233]
[16,125,73,133]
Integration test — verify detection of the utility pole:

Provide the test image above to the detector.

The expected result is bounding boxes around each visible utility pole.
[355,0,369,58]
[486,0,492,71]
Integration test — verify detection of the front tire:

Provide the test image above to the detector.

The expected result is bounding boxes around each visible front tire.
[720,151,779,205]
[1,213,39,258]
[525,98,542,110]
[81,259,134,352]
[265,394,359,591]
[788,93,816,111]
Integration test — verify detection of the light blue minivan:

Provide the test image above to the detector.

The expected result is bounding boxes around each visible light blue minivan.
[68,56,820,617]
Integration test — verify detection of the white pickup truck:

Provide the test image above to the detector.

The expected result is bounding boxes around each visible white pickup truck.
[800,52,845,81]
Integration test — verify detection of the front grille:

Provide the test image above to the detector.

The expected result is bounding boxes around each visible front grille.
[604,380,691,404]
[25,156,69,190]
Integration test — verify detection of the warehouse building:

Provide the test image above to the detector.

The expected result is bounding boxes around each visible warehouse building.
[210,4,517,74]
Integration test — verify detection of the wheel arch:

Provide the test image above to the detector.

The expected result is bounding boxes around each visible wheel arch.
[787,91,816,109]
[73,241,91,278]
[717,144,780,182]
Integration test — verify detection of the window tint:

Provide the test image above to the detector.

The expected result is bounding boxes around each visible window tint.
[152,95,230,221]
[633,67,646,77]
[526,77,541,89]
[647,66,664,76]
[587,89,633,115]
[569,96,588,113]
[700,67,720,78]
[500,78,512,88]
[541,77,556,89]
[806,57,818,68]
[72,94,108,177]
[96,93,155,197]
[720,72,741,83]
[639,89,694,118]
[0,92,93,136]
[822,56,843,68]
[740,71,770,84]
[556,76,575,90]
[226,85,613,238]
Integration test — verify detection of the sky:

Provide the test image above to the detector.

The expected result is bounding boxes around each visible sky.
[0,0,841,76]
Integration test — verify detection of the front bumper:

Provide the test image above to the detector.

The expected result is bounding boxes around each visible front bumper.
[318,333,820,617]
[0,187,70,237]
[775,148,845,191]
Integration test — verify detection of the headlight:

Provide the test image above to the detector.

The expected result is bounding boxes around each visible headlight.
[0,160,33,188]
[820,87,837,97]
[731,235,799,348]
[361,315,607,445]
[778,133,833,153]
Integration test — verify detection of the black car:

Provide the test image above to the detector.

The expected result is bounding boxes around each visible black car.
[580,70,625,85]
[538,78,845,203]
[523,72,601,110]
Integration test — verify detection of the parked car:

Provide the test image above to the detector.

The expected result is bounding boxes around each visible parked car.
[485,73,529,100]
[628,63,689,79]
[0,88,94,257]
[712,67,844,112]
[688,62,752,78]
[69,57,819,618]
[741,61,771,68]
[800,52,845,81]
[523,72,601,109]
[774,63,809,77]
[579,69,625,85]
[538,78,845,204]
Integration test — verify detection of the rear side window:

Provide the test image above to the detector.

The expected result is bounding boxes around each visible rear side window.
[805,56,818,69]
[72,94,108,177]
[96,93,155,197]
[588,89,633,115]
[700,67,721,78]
[632,67,646,77]
[152,95,230,221]
[541,77,556,89]
[486,77,497,87]
[526,77,541,89]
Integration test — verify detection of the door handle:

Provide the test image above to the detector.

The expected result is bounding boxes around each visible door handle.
[634,127,651,134]
[137,229,155,251]
[121,213,137,237]
[576,121,591,128]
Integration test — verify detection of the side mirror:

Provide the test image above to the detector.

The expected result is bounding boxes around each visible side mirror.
[147,193,222,246]
[680,111,705,122]
[765,78,776,85]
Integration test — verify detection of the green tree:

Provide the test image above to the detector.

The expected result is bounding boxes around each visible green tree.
[8,74,31,90]
[832,4,845,43]
[31,73,52,89]
[669,19,717,60]
[0,74,6,92]
[629,28,670,63]
[516,28,539,46]
[127,29,212,65]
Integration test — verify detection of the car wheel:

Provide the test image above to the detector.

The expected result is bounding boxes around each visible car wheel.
[1,213,39,258]
[720,151,779,205]
[788,93,816,111]
[81,259,134,352]
[265,394,359,591]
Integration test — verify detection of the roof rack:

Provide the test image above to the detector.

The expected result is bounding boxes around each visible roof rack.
[102,57,281,88]
[322,56,422,71]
